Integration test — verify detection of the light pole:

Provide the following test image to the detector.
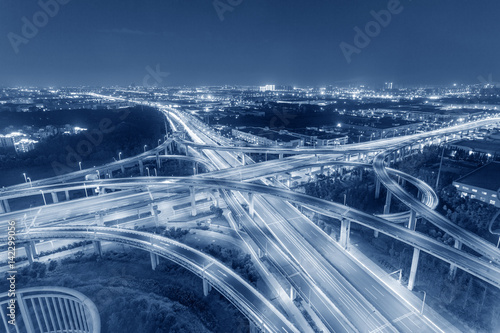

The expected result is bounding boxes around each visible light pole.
[419,291,427,315]
[119,152,122,160]
[23,173,27,183]
[79,161,82,170]
[40,190,47,206]
[144,145,147,152]
[27,177,32,188]
[158,139,162,146]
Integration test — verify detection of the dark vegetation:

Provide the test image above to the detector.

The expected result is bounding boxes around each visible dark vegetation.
[0,106,165,185]
[0,250,249,333]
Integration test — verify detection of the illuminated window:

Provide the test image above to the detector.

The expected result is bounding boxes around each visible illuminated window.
[472,189,477,193]
[490,200,496,205]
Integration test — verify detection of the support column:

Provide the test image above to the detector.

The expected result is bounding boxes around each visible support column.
[0,201,5,214]
[248,192,255,218]
[93,241,102,256]
[120,165,125,174]
[108,169,113,179]
[449,239,462,280]
[190,186,197,217]
[2,199,11,213]
[339,218,351,249]
[139,160,144,176]
[150,204,159,227]
[384,191,392,215]
[408,248,421,291]
[242,153,246,165]
[289,286,296,300]
[51,192,59,203]
[24,243,35,264]
[65,190,70,201]
[150,252,159,270]
[407,210,417,230]
[279,153,283,159]
[203,278,212,296]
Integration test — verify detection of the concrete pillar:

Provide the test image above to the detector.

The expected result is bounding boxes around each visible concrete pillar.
[108,169,113,178]
[25,243,35,264]
[95,212,104,226]
[320,166,324,175]
[279,153,283,159]
[408,248,421,291]
[139,160,144,176]
[248,192,255,218]
[384,191,392,215]
[2,199,11,213]
[289,286,296,300]
[203,278,212,296]
[184,144,188,155]
[375,178,381,199]
[449,240,463,280]
[242,153,246,165]
[339,218,351,249]
[150,204,159,227]
[0,201,5,214]
[93,241,102,256]
[51,192,59,203]
[190,186,197,217]
[120,165,125,174]
[407,210,417,231]
[65,190,70,201]
[150,252,159,270]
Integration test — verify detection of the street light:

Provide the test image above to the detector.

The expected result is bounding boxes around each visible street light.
[419,291,427,315]
[23,173,27,183]
[79,161,82,170]
[40,190,47,206]
[119,152,122,160]
[27,177,32,188]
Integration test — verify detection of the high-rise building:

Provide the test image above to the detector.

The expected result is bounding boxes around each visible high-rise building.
[0,135,15,149]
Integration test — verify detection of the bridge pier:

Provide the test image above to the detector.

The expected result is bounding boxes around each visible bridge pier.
[95,212,104,226]
[203,278,212,296]
[407,210,417,230]
[139,160,144,176]
[248,192,255,218]
[156,153,161,169]
[65,190,70,201]
[384,191,392,215]
[242,153,246,165]
[279,153,283,159]
[339,218,351,249]
[449,239,463,280]
[93,241,102,256]
[375,178,381,199]
[2,199,11,213]
[289,286,296,300]
[120,164,125,174]
[150,252,160,270]
[24,243,36,264]
[150,204,159,227]
[408,248,421,291]
[193,162,198,175]
[51,192,59,203]
[190,186,197,217]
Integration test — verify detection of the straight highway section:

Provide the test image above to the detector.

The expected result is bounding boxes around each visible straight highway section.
[4,226,299,333]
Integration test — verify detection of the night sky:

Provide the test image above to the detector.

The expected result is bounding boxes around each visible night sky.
[1,0,499,87]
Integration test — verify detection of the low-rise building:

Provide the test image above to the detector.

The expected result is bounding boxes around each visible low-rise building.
[453,161,500,207]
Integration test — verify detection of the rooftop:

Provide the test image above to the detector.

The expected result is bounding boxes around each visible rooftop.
[454,161,500,192]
